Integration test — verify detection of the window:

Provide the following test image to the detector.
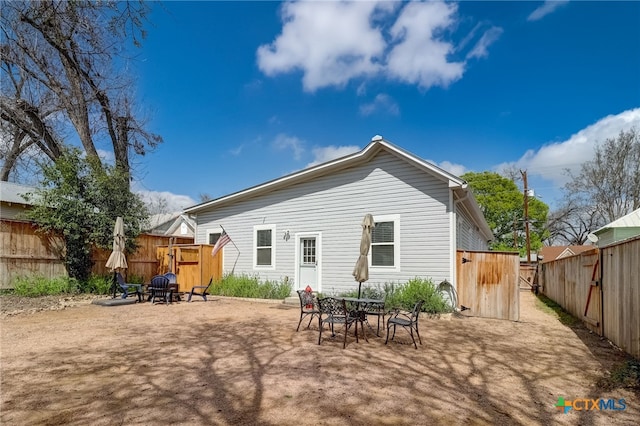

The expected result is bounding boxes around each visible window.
[371,215,399,268]
[207,228,223,245]
[254,225,276,268]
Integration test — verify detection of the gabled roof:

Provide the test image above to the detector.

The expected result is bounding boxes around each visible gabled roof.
[146,212,195,236]
[593,208,640,234]
[184,136,493,240]
[539,245,595,263]
[0,181,37,205]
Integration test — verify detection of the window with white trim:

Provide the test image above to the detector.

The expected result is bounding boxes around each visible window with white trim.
[371,215,399,268]
[207,228,223,245]
[254,224,276,268]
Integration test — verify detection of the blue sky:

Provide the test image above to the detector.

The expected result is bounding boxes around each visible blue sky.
[128,1,640,212]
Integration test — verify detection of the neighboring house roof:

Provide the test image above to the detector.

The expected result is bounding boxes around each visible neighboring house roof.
[593,208,640,234]
[0,181,36,205]
[185,136,493,241]
[539,245,595,263]
[146,212,195,237]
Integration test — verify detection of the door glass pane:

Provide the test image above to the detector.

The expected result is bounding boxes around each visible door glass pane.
[302,239,315,264]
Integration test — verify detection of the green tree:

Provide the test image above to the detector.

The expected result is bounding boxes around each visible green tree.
[22,148,149,282]
[462,171,549,255]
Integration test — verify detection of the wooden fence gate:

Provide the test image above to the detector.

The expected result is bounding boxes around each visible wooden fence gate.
[456,250,520,321]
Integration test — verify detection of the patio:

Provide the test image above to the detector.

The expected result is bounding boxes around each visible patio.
[1,291,637,425]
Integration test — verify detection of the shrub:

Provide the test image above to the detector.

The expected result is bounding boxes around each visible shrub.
[12,275,76,297]
[210,273,292,299]
[78,275,113,295]
[383,277,452,314]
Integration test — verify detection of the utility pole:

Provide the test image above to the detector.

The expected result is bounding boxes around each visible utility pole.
[521,170,531,263]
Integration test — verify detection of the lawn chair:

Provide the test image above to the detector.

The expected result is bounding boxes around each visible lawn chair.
[115,272,142,303]
[149,274,172,305]
[385,300,424,349]
[317,297,358,349]
[296,289,320,331]
[187,277,213,302]
[163,272,181,301]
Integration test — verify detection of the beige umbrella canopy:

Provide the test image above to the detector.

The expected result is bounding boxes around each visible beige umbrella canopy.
[106,217,128,271]
[353,213,374,298]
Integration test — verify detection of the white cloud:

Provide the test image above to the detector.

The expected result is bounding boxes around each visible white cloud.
[135,188,197,213]
[527,1,569,22]
[273,133,305,160]
[257,1,388,92]
[466,26,503,60]
[386,1,464,89]
[437,160,467,177]
[306,145,361,168]
[257,1,496,92]
[359,93,400,116]
[496,108,640,187]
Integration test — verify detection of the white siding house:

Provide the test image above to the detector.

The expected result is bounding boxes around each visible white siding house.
[184,137,493,295]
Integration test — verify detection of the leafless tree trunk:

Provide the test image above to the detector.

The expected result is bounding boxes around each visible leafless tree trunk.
[0,0,162,184]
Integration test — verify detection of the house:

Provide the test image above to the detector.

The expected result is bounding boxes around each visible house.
[591,208,640,246]
[184,136,493,295]
[538,245,595,263]
[0,181,37,220]
[146,212,196,238]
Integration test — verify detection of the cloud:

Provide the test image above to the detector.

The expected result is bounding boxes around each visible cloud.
[135,187,197,213]
[257,1,495,92]
[359,93,400,116]
[496,108,640,187]
[386,1,464,89]
[257,1,388,92]
[437,160,467,177]
[306,145,361,168]
[273,133,305,160]
[466,26,503,60]
[527,1,569,22]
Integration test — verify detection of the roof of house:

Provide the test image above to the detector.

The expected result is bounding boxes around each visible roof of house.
[593,208,640,234]
[539,245,595,263]
[185,136,493,240]
[146,212,195,236]
[0,181,37,205]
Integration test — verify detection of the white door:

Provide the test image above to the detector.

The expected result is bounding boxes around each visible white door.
[297,236,318,291]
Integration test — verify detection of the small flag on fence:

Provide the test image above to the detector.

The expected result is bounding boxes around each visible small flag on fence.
[212,230,232,257]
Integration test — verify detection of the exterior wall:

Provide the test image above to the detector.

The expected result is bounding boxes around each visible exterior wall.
[456,207,489,251]
[195,151,454,294]
[0,202,30,220]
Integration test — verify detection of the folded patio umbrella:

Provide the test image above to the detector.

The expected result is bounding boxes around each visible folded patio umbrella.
[105,216,128,298]
[352,213,374,298]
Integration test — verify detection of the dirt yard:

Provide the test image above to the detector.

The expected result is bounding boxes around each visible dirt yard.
[1,291,638,425]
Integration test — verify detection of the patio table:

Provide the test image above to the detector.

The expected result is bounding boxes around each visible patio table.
[341,297,385,341]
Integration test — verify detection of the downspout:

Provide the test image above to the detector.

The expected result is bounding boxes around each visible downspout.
[451,183,470,296]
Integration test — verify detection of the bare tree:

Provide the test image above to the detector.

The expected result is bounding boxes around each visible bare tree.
[544,199,605,245]
[564,128,640,223]
[0,0,162,183]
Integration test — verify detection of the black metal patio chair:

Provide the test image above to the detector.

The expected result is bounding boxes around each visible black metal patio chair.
[385,300,424,349]
[317,297,358,349]
[296,289,320,331]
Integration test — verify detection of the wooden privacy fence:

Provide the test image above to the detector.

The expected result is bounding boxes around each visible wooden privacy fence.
[0,219,192,288]
[456,250,520,321]
[539,236,640,359]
